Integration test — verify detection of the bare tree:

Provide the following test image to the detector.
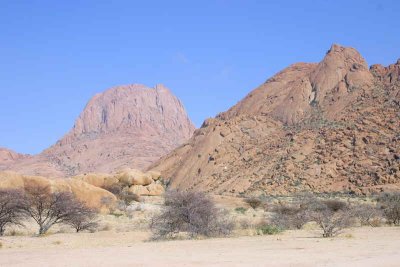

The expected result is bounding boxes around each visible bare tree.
[352,203,382,226]
[308,199,354,237]
[271,203,309,230]
[24,184,86,235]
[150,190,233,240]
[377,192,400,225]
[0,189,26,236]
[66,204,98,233]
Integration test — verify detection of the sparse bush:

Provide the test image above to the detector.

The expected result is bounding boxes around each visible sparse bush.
[377,192,400,225]
[100,196,115,213]
[308,199,354,237]
[352,203,382,227]
[238,218,252,229]
[271,203,309,230]
[66,204,99,233]
[118,190,140,212]
[245,197,263,209]
[0,189,27,236]
[235,207,247,214]
[323,199,347,212]
[150,190,234,240]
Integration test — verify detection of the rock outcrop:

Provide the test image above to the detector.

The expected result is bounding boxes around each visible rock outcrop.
[72,169,165,197]
[0,148,29,167]
[0,171,117,210]
[1,84,195,177]
[150,44,400,196]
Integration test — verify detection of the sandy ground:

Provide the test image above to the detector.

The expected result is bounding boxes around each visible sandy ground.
[1,227,399,267]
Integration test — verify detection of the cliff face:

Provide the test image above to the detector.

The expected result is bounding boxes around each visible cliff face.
[150,45,400,196]
[2,84,195,177]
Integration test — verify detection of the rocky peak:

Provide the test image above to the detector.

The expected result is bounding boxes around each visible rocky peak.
[310,44,373,105]
[0,148,29,165]
[2,84,195,177]
[150,44,400,196]
[57,84,194,146]
[370,59,400,84]
[219,44,374,125]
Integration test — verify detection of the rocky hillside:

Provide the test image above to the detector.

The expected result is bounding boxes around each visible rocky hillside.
[149,45,400,196]
[2,84,195,177]
[0,148,29,168]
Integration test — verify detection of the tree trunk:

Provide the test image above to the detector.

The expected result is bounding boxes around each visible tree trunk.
[39,224,52,235]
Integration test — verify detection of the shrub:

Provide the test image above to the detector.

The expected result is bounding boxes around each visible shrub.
[118,190,140,212]
[66,204,99,233]
[377,192,400,225]
[100,196,115,213]
[256,224,283,235]
[352,203,382,226]
[150,190,234,240]
[0,189,27,236]
[245,197,263,209]
[235,207,247,214]
[271,203,309,230]
[308,199,354,237]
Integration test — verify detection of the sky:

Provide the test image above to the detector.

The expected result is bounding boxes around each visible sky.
[0,0,399,155]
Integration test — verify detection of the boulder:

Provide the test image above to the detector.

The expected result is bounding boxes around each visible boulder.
[0,171,116,211]
[72,173,119,189]
[128,183,164,196]
[114,169,153,186]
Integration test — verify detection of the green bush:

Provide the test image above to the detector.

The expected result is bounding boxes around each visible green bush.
[256,225,283,235]
[234,207,247,214]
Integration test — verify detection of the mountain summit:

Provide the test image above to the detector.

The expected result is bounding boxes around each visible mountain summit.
[2,84,195,177]
[150,44,399,196]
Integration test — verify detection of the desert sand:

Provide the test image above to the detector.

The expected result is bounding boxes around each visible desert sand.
[1,227,399,267]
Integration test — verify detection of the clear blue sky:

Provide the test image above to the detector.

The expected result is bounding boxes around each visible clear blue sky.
[0,0,399,154]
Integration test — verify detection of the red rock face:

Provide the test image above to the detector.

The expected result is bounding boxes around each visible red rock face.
[150,44,400,196]
[219,44,374,125]
[2,84,195,177]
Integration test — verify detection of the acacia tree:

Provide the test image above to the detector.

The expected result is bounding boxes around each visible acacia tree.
[23,184,92,235]
[66,204,98,233]
[0,189,26,236]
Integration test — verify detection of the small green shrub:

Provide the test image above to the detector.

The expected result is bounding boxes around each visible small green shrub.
[257,225,283,235]
[235,207,247,214]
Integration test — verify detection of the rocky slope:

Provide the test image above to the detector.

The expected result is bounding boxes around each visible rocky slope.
[2,84,195,177]
[0,148,29,168]
[150,44,400,196]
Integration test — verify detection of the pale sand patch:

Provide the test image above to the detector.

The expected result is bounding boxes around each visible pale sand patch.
[0,227,399,267]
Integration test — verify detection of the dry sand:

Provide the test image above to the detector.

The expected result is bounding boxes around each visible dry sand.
[1,227,399,267]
